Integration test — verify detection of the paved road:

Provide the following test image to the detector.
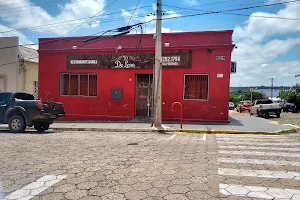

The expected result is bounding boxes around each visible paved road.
[0,131,299,200]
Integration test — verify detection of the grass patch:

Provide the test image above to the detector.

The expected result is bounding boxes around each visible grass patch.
[279,128,299,134]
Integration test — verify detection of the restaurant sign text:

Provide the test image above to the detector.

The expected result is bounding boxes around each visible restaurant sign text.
[67,52,191,69]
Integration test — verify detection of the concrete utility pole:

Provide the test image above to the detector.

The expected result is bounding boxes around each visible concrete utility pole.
[154,0,162,127]
[271,78,274,101]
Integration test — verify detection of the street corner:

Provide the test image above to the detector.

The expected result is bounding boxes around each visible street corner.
[174,115,299,135]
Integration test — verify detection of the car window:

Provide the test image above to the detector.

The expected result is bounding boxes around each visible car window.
[261,99,273,104]
[13,93,35,100]
[0,93,10,103]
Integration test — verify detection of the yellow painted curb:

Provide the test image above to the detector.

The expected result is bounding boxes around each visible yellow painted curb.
[176,128,299,135]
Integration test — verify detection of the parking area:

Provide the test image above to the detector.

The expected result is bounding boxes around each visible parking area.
[272,112,300,128]
[0,131,300,200]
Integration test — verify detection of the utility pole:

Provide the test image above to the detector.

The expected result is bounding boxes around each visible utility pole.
[271,78,274,101]
[154,0,162,127]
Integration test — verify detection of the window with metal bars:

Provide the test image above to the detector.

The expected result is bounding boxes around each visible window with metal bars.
[184,74,209,100]
[60,73,97,97]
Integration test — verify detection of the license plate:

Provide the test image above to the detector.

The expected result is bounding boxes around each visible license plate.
[50,115,56,118]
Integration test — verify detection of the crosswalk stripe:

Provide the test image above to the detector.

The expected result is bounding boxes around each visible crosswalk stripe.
[219,145,300,152]
[218,168,300,180]
[218,157,300,166]
[219,150,300,158]
[216,134,288,139]
[219,183,300,199]
[217,141,300,146]
[216,138,294,142]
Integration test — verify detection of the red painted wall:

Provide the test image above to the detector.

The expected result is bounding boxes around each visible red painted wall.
[38,31,234,122]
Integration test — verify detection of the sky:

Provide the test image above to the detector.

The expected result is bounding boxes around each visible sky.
[0,0,300,86]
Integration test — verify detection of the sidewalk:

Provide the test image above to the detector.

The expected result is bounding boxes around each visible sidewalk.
[0,116,298,134]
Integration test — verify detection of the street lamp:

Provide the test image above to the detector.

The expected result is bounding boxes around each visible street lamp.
[296,74,300,77]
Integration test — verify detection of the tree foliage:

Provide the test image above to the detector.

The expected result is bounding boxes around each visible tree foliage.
[279,84,300,105]
[230,91,266,105]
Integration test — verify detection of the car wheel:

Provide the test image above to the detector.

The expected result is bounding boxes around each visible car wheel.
[257,110,262,117]
[8,115,26,133]
[276,113,281,118]
[34,122,50,132]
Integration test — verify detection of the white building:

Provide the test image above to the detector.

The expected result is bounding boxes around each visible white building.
[0,37,38,96]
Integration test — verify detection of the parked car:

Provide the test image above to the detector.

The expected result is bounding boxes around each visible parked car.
[281,102,299,113]
[229,102,235,110]
[249,99,281,118]
[236,100,251,113]
[0,92,65,133]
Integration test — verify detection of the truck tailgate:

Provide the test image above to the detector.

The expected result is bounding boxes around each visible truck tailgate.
[43,102,65,115]
[262,104,281,109]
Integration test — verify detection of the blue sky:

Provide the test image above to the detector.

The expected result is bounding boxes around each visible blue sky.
[0,0,299,86]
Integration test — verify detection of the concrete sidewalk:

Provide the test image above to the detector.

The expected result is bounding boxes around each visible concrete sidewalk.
[0,116,298,134]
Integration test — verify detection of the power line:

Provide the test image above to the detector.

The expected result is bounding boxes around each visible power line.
[0,0,79,13]
[127,0,141,24]
[0,14,151,37]
[0,21,152,67]
[163,4,300,20]
[60,0,119,36]
[0,0,70,7]
[161,0,300,21]
[0,5,152,34]
[164,0,241,10]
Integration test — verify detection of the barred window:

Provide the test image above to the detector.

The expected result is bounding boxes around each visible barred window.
[60,73,97,97]
[184,74,209,100]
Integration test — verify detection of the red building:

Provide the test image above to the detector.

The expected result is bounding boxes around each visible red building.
[38,30,235,122]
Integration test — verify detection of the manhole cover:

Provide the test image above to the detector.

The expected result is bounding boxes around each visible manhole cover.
[127,142,138,145]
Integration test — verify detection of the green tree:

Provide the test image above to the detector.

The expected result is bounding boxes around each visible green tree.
[281,84,300,105]
[230,94,240,105]
[243,91,266,102]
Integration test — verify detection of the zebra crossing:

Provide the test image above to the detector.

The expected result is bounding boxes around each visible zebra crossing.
[216,134,300,200]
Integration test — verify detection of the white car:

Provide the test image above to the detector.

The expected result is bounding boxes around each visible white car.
[249,99,281,118]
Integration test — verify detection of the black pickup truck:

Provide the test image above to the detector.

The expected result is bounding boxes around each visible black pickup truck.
[0,92,65,133]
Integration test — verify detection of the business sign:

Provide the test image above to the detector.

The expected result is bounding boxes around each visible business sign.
[67,52,192,69]
[216,56,226,60]
[70,60,98,65]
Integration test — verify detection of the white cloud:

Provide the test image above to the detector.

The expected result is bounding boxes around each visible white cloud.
[234,1,300,42]
[0,0,106,35]
[231,2,300,86]
[184,0,198,6]
[0,24,33,45]
[121,7,183,33]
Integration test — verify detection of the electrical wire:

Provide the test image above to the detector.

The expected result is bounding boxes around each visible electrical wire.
[0,20,152,67]
[163,4,300,20]
[0,14,153,38]
[0,5,152,35]
[0,0,83,13]
[0,0,72,8]
[161,0,300,21]
[60,0,119,36]
[0,0,121,51]
[127,0,140,25]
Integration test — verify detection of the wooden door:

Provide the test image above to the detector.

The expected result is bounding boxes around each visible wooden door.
[136,74,153,116]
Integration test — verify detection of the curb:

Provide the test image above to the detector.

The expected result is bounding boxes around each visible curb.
[176,128,300,135]
[50,127,176,133]
[0,126,298,135]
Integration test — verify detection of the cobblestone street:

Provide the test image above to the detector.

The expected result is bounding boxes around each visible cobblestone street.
[0,131,300,200]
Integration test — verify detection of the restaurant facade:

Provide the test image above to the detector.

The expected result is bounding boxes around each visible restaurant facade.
[38,30,235,122]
